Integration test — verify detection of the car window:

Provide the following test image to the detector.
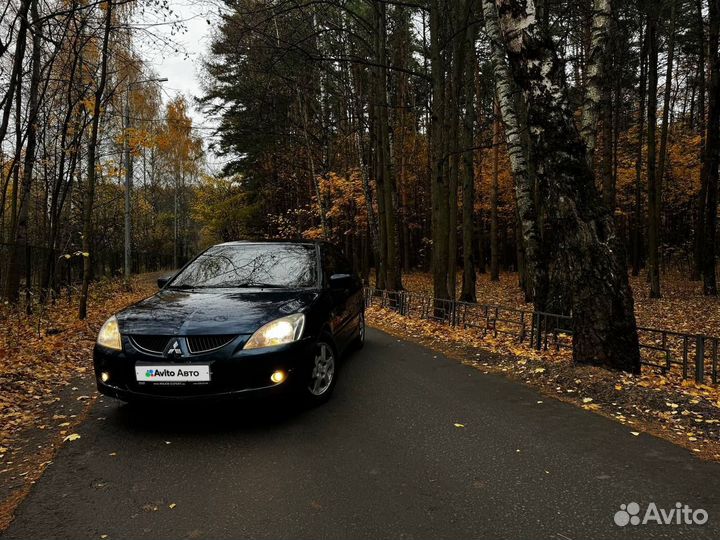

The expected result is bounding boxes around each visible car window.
[322,246,352,278]
[169,244,318,289]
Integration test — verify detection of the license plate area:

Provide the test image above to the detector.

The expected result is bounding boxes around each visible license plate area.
[135,365,211,383]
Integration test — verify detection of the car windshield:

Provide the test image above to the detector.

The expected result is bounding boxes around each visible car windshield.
[168,244,317,289]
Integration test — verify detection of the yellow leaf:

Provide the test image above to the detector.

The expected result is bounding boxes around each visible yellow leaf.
[169,503,176,509]
[63,433,81,442]
[630,431,640,436]
[582,397,593,403]
[453,423,465,428]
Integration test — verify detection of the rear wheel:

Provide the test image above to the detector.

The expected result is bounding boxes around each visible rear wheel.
[302,338,337,405]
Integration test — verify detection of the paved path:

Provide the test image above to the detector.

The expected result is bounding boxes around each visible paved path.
[3,328,719,539]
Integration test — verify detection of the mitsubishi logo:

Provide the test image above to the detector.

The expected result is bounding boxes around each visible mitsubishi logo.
[166,339,183,358]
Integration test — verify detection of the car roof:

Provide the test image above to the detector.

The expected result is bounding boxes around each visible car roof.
[215,239,330,247]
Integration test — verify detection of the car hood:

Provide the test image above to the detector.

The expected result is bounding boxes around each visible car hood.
[116,288,319,336]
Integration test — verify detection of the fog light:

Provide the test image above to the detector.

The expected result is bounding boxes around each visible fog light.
[270,370,286,384]
[100,371,110,383]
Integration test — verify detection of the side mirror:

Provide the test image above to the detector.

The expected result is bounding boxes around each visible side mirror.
[157,276,171,289]
[329,273,352,290]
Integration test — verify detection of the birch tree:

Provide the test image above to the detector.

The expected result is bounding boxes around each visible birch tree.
[482,0,640,372]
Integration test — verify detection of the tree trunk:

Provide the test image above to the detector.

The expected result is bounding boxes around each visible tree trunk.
[78,0,113,320]
[579,0,612,165]
[633,19,648,277]
[490,99,500,282]
[600,84,615,210]
[646,8,661,298]
[657,0,677,206]
[299,91,328,239]
[430,0,451,304]
[41,24,84,303]
[0,0,30,164]
[461,12,478,303]
[369,61,387,290]
[702,0,720,295]
[484,0,640,373]
[376,1,402,291]
[482,0,546,307]
[350,64,380,278]
[4,0,41,303]
[693,0,707,281]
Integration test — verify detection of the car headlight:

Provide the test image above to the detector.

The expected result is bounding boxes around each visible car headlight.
[244,313,305,350]
[97,315,122,351]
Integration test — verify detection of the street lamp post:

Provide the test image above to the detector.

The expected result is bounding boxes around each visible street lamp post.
[123,77,167,286]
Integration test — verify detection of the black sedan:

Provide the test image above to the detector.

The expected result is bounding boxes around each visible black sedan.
[93,241,365,404]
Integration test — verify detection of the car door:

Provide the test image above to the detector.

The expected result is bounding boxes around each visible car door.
[322,245,357,350]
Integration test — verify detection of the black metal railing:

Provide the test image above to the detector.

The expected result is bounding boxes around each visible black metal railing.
[364,287,719,384]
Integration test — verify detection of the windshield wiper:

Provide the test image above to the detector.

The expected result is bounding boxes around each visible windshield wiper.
[234,283,285,289]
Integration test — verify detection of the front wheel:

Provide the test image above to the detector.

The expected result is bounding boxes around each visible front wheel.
[301,338,338,405]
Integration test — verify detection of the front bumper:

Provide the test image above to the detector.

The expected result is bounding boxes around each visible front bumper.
[93,337,315,401]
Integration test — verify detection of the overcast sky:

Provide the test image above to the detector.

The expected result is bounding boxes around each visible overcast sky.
[134,0,226,169]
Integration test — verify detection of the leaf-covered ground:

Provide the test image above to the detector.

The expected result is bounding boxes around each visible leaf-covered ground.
[367,269,720,462]
[394,269,720,337]
[0,275,159,529]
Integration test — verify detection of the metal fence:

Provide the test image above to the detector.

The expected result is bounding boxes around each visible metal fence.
[364,287,719,385]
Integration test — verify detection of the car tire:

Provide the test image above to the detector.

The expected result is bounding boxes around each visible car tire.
[300,335,338,405]
[353,311,365,350]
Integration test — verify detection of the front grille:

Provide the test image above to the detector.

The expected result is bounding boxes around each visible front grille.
[187,335,236,354]
[130,335,172,354]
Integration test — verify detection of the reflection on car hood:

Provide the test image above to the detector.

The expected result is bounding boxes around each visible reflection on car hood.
[116,288,319,335]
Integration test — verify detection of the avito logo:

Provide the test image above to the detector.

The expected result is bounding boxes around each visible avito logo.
[145,368,176,378]
[614,502,708,526]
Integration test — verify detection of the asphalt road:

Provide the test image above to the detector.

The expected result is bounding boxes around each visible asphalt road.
[3,328,720,540]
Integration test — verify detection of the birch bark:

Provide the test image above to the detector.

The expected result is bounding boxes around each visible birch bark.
[483,0,640,372]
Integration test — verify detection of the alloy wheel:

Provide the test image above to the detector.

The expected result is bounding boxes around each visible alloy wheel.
[309,342,335,396]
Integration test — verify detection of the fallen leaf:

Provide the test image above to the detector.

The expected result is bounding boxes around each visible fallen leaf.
[453,423,465,428]
[63,433,81,442]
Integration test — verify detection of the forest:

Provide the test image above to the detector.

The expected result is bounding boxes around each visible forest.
[0,0,719,373]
